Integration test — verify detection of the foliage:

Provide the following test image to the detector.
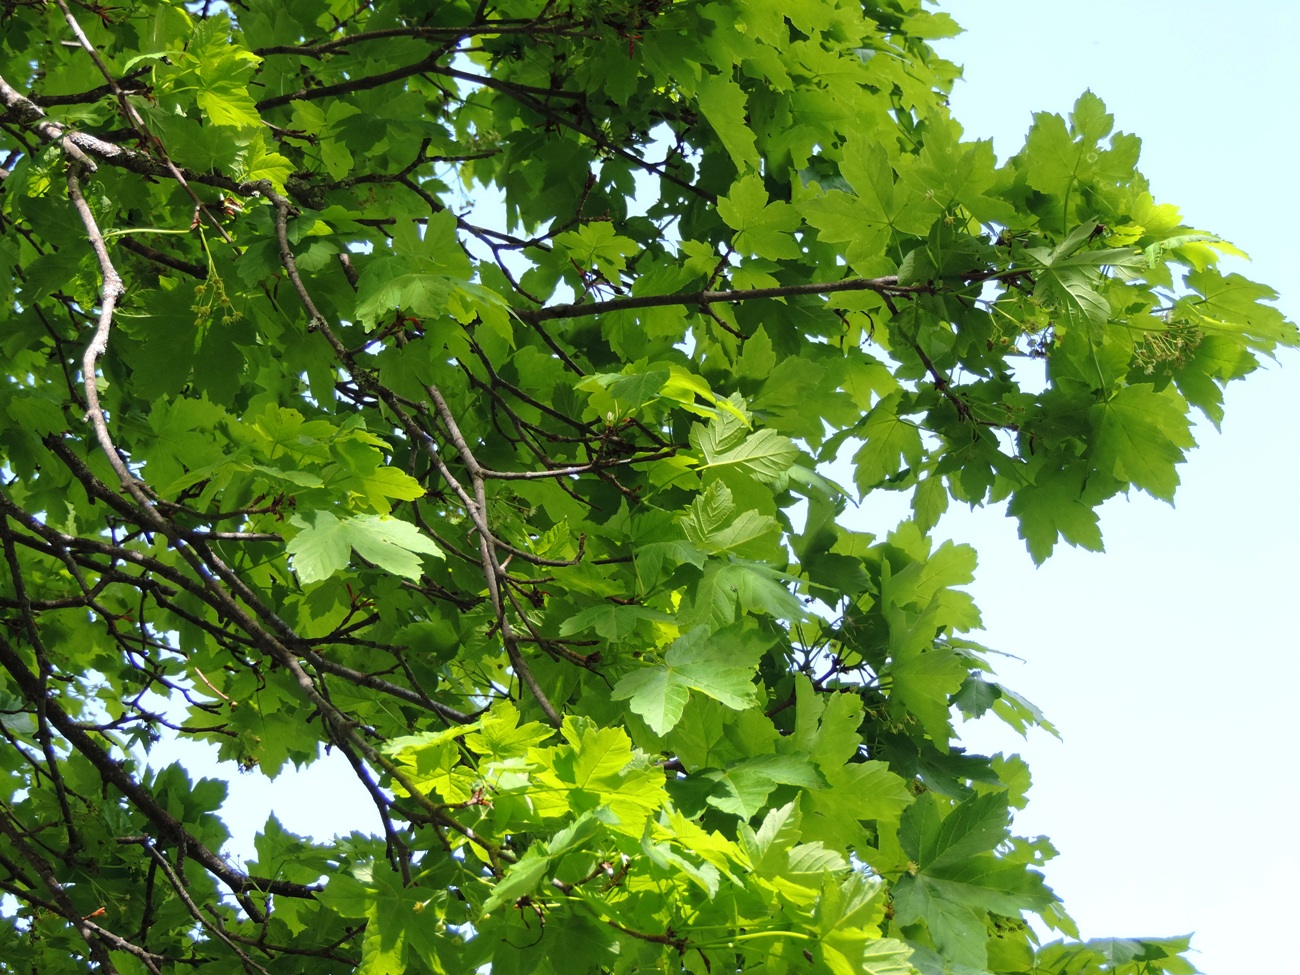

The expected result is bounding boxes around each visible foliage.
[0,1,1292,973]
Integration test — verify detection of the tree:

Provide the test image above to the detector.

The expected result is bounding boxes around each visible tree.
[0,1,1292,973]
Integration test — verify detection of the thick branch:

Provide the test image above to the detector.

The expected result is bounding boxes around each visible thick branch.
[0,72,316,205]
[119,236,208,279]
[65,163,140,500]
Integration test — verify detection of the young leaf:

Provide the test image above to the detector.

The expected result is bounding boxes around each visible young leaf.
[288,511,443,584]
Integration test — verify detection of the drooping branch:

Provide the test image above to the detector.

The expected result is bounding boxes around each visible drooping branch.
[310,654,477,724]
[426,63,713,202]
[134,840,271,975]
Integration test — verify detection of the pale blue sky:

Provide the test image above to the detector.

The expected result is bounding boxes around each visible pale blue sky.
[931,5,1299,973]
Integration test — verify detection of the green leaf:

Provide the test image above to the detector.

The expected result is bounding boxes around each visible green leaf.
[481,846,553,915]
[1008,465,1104,564]
[739,800,803,870]
[559,602,675,640]
[288,511,443,584]
[679,480,781,555]
[555,222,640,278]
[885,648,969,746]
[681,558,807,626]
[679,478,735,541]
[695,72,760,172]
[611,625,765,734]
[316,871,376,919]
[359,466,426,513]
[852,392,925,492]
[237,131,294,193]
[352,211,484,326]
[717,174,802,259]
[900,791,1009,867]
[1022,109,1086,200]
[707,753,827,818]
[1182,268,1295,344]
[1088,385,1195,500]
[911,472,949,534]
[166,14,263,129]
[842,938,917,975]
[894,793,1055,969]
[696,428,800,485]
[803,761,914,850]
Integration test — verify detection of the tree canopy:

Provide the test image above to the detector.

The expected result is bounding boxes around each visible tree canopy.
[1,1,1293,974]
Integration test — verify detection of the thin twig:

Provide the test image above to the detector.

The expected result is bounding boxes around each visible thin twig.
[519,274,929,324]
[137,841,273,975]
[53,0,234,241]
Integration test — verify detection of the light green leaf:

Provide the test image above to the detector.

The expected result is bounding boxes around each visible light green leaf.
[707,754,827,818]
[611,625,765,734]
[1182,268,1295,344]
[682,558,807,627]
[359,466,426,514]
[1008,465,1104,564]
[288,511,443,584]
[698,428,799,484]
[237,131,294,193]
[559,602,675,640]
[885,647,969,745]
[480,846,553,915]
[610,665,691,737]
[679,479,735,542]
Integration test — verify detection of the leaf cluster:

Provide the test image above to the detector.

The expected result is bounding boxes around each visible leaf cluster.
[0,1,1291,974]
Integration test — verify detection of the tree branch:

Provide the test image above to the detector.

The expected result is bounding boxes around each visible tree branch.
[516,274,926,325]
[0,807,121,973]
[252,19,583,59]
[0,72,317,206]
[0,631,324,906]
